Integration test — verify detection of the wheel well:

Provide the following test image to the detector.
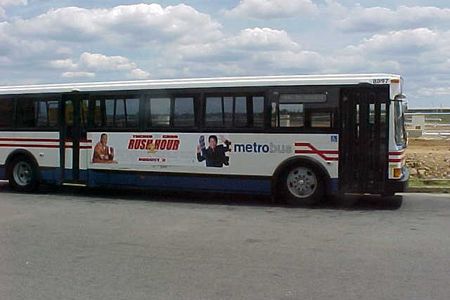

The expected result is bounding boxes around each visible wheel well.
[5,150,40,180]
[272,156,331,195]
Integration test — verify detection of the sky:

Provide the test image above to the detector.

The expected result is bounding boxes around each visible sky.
[1,0,450,107]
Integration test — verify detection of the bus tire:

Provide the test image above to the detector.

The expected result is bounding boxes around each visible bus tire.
[278,163,324,206]
[8,156,39,192]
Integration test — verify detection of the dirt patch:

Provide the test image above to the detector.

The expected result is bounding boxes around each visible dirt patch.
[406,138,450,179]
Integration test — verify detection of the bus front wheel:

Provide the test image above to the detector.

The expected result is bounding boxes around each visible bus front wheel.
[8,156,39,192]
[279,164,324,206]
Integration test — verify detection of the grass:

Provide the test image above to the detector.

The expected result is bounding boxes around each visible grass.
[409,177,450,188]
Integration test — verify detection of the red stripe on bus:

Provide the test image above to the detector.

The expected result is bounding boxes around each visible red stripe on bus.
[294,143,339,161]
[0,138,59,142]
[389,151,405,155]
[0,138,92,144]
[295,150,339,161]
[65,139,92,143]
[0,144,92,150]
[0,144,59,148]
[294,143,339,154]
[389,158,404,163]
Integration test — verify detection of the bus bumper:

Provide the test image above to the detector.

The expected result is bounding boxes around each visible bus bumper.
[386,167,409,194]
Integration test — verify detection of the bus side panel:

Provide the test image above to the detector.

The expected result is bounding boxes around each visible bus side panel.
[86,132,339,194]
[0,131,61,183]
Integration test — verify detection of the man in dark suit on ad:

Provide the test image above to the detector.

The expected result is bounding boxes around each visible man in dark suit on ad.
[196,135,231,168]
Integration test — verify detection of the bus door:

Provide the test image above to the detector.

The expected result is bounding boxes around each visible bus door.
[60,93,88,184]
[339,86,389,194]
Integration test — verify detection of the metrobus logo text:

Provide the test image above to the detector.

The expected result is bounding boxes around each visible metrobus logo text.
[127,135,180,152]
[233,142,292,154]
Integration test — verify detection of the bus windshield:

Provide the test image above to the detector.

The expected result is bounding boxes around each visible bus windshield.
[394,100,406,147]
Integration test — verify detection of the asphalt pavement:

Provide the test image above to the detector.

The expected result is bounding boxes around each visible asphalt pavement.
[0,182,449,300]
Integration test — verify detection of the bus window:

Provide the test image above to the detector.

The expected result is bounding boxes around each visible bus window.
[34,99,59,128]
[174,97,195,127]
[48,100,59,127]
[16,98,36,128]
[0,98,14,128]
[279,103,304,127]
[150,98,171,127]
[223,97,233,127]
[234,96,247,127]
[93,100,103,127]
[205,97,223,127]
[15,98,59,129]
[205,95,254,128]
[115,99,126,128]
[311,112,332,128]
[92,97,139,129]
[272,93,331,129]
[105,99,115,127]
[252,96,264,128]
[36,101,49,127]
[125,98,140,128]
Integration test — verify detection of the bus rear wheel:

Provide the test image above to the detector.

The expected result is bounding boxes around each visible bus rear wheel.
[8,157,39,192]
[279,164,324,206]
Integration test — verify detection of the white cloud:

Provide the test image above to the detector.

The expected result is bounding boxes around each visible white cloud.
[227,27,299,50]
[318,27,450,107]
[0,24,59,58]
[51,52,150,80]
[177,27,300,60]
[323,0,347,18]
[264,50,324,69]
[171,27,323,76]
[50,58,78,70]
[62,71,95,79]
[79,52,137,71]
[346,28,439,55]
[1,2,450,107]
[0,0,26,19]
[10,4,222,44]
[418,87,450,97]
[337,5,450,33]
[0,0,27,6]
[127,68,150,80]
[225,0,317,19]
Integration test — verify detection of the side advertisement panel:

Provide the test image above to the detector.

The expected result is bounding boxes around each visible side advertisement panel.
[88,132,339,178]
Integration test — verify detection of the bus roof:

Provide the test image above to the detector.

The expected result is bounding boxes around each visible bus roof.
[0,74,402,95]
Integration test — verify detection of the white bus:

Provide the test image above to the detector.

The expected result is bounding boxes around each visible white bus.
[0,74,408,205]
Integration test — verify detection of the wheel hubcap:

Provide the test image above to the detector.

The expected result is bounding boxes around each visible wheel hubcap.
[286,167,317,198]
[13,162,32,186]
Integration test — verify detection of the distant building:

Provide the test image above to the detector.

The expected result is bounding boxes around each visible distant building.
[405,108,450,138]
[407,108,450,114]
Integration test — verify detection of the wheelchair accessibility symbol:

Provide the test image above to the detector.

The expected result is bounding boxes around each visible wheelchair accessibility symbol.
[331,135,338,143]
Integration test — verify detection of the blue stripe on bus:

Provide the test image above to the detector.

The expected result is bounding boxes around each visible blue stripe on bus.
[40,168,89,184]
[88,170,272,195]
[38,168,338,194]
[64,169,88,182]
[40,168,58,183]
[0,165,5,180]
[1,167,91,184]
[328,179,339,193]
